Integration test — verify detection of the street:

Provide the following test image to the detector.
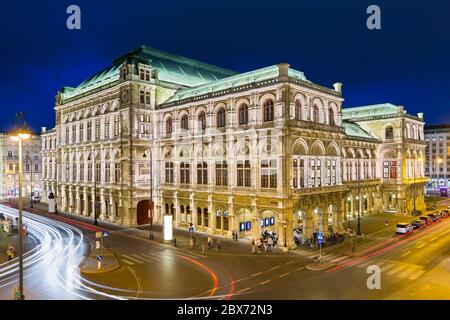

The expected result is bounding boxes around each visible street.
[1,200,450,300]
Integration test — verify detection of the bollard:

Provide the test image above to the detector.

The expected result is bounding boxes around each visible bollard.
[97,261,101,270]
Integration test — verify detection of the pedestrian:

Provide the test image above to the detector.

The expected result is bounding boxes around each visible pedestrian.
[207,236,212,249]
[268,236,273,252]
[251,238,257,254]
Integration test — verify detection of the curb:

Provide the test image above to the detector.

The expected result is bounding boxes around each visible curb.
[79,249,121,274]
[306,260,337,271]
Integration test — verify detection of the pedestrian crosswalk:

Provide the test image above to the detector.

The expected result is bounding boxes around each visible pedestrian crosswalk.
[118,250,207,266]
[353,259,426,281]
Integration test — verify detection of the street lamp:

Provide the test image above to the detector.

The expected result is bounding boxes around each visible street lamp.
[143,149,153,240]
[9,119,31,300]
[88,152,98,226]
[283,222,287,248]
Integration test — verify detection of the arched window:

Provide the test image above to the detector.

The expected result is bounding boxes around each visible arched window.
[312,105,319,122]
[385,126,393,140]
[166,117,172,135]
[217,108,226,128]
[181,114,188,131]
[198,111,206,130]
[328,107,335,126]
[263,99,274,122]
[239,104,248,125]
[295,99,302,120]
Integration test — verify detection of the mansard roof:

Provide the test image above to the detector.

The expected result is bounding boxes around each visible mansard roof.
[342,120,378,141]
[162,65,308,105]
[61,45,237,100]
[342,103,404,120]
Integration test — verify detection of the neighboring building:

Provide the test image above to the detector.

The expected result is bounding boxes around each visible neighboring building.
[41,45,427,248]
[424,124,450,188]
[0,132,43,201]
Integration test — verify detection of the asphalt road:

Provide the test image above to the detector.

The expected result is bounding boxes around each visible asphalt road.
[1,200,450,300]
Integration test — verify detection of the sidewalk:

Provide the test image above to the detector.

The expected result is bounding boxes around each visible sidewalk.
[1,198,287,257]
[0,224,38,264]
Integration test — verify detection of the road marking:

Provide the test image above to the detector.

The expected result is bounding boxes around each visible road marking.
[296,266,306,271]
[279,272,290,278]
[397,268,414,278]
[400,250,411,257]
[130,253,155,263]
[232,279,242,283]
[140,253,159,260]
[441,230,450,236]
[357,260,373,268]
[416,243,426,249]
[121,259,135,265]
[381,264,395,272]
[237,287,250,294]
[331,256,347,263]
[251,272,263,277]
[270,266,280,271]
[285,261,295,265]
[121,254,144,264]
[409,270,425,280]
[430,237,438,241]
[259,280,271,285]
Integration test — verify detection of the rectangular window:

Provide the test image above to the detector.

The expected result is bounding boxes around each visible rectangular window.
[96,163,101,182]
[105,118,110,139]
[95,120,100,140]
[140,69,145,80]
[390,161,397,178]
[292,159,298,188]
[140,90,145,104]
[65,164,69,182]
[72,163,76,182]
[165,162,174,183]
[65,127,69,144]
[80,163,84,181]
[88,163,92,181]
[79,123,84,142]
[72,125,76,143]
[87,122,92,141]
[180,162,190,184]
[261,159,277,188]
[215,161,228,186]
[237,160,251,187]
[145,70,150,81]
[145,91,150,104]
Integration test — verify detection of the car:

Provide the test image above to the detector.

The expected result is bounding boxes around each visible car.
[396,223,414,234]
[427,213,440,222]
[419,216,432,225]
[410,219,426,230]
[441,210,449,218]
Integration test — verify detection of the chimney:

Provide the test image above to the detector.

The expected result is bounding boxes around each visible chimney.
[333,82,343,94]
[277,63,290,81]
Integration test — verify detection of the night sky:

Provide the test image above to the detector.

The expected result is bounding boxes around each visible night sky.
[1,0,449,133]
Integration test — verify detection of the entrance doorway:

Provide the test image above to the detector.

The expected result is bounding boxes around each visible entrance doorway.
[137,200,153,225]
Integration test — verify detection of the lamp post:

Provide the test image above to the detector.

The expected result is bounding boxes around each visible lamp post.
[283,222,287,248]
[143,149,153,239]
[9,116,31,300]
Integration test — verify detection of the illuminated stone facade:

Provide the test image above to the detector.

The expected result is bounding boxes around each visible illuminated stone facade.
[41,46,427,248]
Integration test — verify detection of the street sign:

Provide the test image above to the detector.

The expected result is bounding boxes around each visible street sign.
[317,238,324,246]
[316,232,324,240]
[95,231,102,238]
[102,231,109,237]
[97,255,102,261]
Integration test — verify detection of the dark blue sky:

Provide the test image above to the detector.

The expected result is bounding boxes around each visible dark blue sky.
[1,0,449,133]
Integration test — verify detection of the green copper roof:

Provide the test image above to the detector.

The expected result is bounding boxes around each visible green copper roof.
[164,65,308,104]
[61,46,237,100]
[342,103,403,120]
[342,121,377,140]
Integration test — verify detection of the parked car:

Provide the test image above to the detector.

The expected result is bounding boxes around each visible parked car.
[419,216,433,225]
[410,219,426,230]
[427,213,440,222]
[396,223,414,234]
